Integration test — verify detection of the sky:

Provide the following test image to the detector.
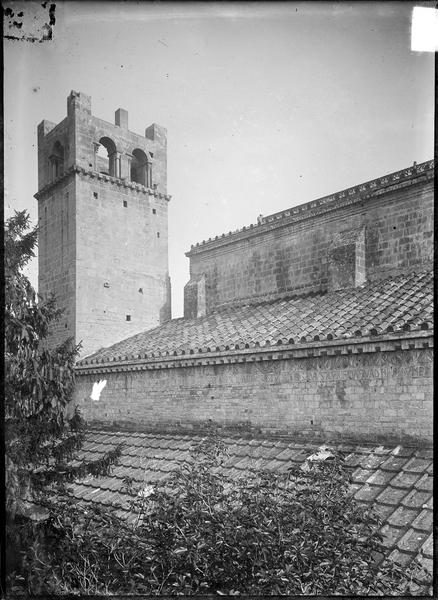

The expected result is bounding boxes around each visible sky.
[4,1,435,317]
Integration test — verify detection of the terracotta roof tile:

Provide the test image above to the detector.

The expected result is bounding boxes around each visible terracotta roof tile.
[67,429,432,588]
[403,457,432,473]
[352,468,375,483]
[414,473,433,492]
[414,448,433,460]
[390,471,422,489]
[354,483,382,502]
[387,506,418,528]
[79,271,432,364]
[397,529,430,554]
[372,503,397,521]
[389,446,417,458]
[343,453,364,468]
[360,453,389,470]
[380,456,410,472]
[388,548,414,568]
[379,524,405,549]
[419,534,433,559]
[375,486,409,506]
[411,509,433,533]
[414,555,433,576]
[365,469,395,486]
[400,489,432,509]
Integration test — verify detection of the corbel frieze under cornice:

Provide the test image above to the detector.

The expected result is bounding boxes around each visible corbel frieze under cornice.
[75,331,433,375]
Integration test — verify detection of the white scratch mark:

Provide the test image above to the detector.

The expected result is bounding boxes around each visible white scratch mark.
[90,379,107,401]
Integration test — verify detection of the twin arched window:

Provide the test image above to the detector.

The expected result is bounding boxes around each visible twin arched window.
[48,138,154,187]
[94,139,152,186]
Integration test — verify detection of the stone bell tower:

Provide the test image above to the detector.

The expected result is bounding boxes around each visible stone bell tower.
[35,90,171,358]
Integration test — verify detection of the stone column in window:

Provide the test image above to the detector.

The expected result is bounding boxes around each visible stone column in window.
[146,162,152,188]
[120,153,131,180]
[114,152,122,178]
[93,142,100,171]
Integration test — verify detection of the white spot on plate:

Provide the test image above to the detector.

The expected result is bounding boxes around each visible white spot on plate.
[411,7,438,52]
[90,379,107,401]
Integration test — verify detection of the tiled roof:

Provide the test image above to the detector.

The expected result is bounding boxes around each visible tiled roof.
[69,429,433,592]
[79,271,432,365]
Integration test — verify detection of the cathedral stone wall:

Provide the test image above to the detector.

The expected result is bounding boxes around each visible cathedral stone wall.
[74,346,433,445]
[185,169,433,315]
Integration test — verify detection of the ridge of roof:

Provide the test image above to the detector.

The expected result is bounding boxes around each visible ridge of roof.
[77,270,433,368]
[186,159,434,256]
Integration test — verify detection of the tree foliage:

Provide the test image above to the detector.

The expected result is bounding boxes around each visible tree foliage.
[5,211,122,581]
[10,424,430,595]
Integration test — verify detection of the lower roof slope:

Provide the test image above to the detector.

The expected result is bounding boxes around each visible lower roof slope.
[68,429,433,593]
[79,270,432,365]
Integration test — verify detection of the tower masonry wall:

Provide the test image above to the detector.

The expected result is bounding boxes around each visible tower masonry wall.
[75,175,170,358]
[36,91,171,357]
[37,177,76,347]
[185,173,433,313]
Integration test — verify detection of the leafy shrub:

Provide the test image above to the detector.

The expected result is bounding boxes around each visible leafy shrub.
[5,211,122,594]
[9,424,430,595]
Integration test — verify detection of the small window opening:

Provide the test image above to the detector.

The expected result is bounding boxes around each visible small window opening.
[123,200,128,207]
[138,288,143,294]
[152,208,156,214]
[94,192,98,199]
[157,232,160,238]
[126,315,131,321]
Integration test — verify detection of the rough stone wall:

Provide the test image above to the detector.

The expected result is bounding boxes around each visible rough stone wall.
[37,176,76,347]
[185,178,433,313]
[75,175,170,358]
[36,91,171,357]
[74,347,433,444]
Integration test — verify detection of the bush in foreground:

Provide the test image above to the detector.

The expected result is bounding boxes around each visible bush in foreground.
[8,425,430,595]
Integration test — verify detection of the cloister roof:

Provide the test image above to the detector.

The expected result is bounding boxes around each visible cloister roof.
[64,428,433,594]
[78,270,432,367]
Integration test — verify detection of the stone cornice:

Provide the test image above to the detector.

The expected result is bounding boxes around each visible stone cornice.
[34,165,172,202]
[75,330,433,375]
[186,159,433,257]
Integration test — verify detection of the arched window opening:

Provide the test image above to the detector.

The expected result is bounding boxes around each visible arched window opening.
[49,141,64,181]
[95,137,119,177]
[130,148,151,187]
